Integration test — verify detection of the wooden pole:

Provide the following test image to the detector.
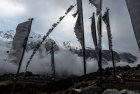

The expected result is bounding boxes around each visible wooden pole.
[108,10,116,79]
[77,0,87,82]
[104,9,116,79]
[111,50,116,79]
[98,0,103,87]
[51,42,55,81]
[11,18,33,94]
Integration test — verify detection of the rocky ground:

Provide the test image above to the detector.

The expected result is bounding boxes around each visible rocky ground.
[0,64,140,94]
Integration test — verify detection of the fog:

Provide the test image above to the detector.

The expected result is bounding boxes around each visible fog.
[0,39,139,76]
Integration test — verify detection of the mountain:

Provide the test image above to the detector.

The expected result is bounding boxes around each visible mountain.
[72,49,137,63]
[0,30,137,63]
[0,30,15,40]
[0,30,42,40]
[119,52,137,63]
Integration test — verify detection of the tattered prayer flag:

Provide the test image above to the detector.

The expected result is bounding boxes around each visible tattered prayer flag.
[89,0,101,15]
[102,9,112,50]
[8,20,32,64]
[103,9,116,78]
[125,0,140,51]
[91,13,98,48]
[74,15,83,47]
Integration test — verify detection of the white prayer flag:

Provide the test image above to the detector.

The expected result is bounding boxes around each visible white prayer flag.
[8,20,32,64]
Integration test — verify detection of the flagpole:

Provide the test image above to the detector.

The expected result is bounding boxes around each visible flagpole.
[11,18,33,94]
[111,50,116,79]
[51,41,55,82]
[98,0,103,87]
[77,0,87,81]
[103,9,116,79]
[107,9,116,79]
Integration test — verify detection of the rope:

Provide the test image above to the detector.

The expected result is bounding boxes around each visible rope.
[25,4,76,72]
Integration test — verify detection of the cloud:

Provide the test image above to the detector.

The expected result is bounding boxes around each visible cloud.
[0,41,99,75]
[0,39,140,76]
[102,0,139,53]
[0,0,139,54]
[0,0,26,17]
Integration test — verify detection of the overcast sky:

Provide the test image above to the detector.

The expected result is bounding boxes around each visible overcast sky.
[0,0,139,54]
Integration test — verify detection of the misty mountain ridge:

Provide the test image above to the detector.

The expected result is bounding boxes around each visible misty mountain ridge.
[75,49,137,63]
[0,30,42,41]
[0,30,137,64]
